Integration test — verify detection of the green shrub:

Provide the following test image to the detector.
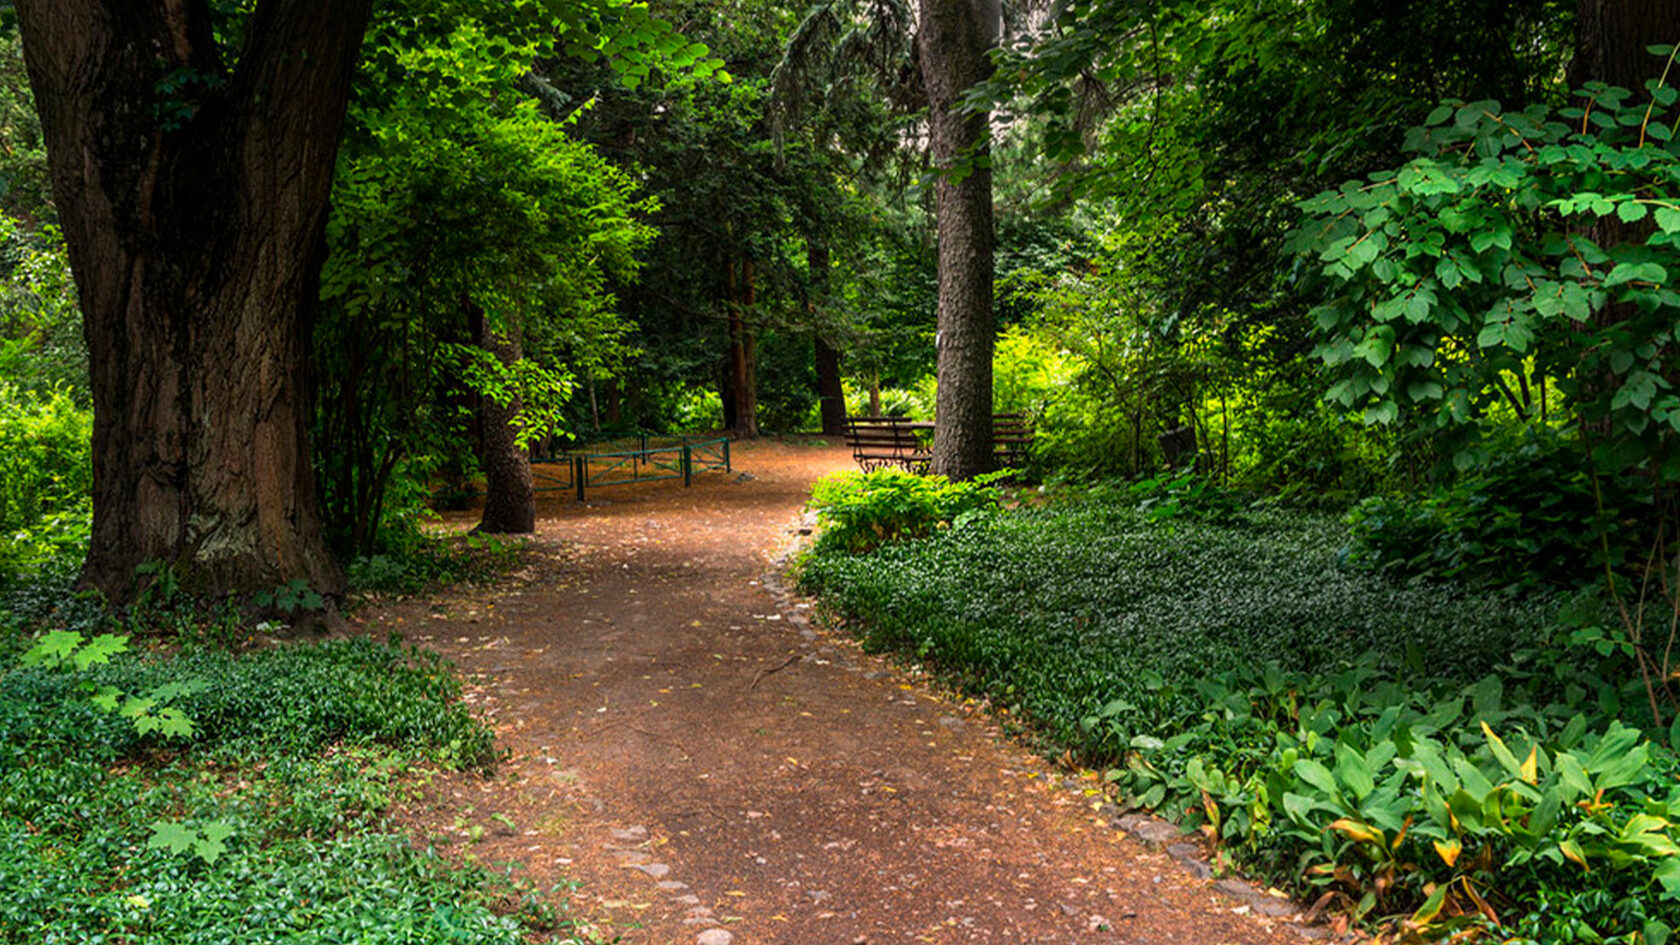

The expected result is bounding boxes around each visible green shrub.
[1097,655,1679,941]
[807,468,1006,555]
[1345,432,1645,590]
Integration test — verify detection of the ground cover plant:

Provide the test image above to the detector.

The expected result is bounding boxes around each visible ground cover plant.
[0,633,583,944]
[800,483,1680,942]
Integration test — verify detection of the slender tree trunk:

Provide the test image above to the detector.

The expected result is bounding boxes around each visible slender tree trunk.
[808,238,847,435]
[725,256,759,438]
[16,0,371,601]
[467,303,534,534]
[919,0,997,479]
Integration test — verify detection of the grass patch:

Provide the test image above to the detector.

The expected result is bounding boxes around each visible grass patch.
[0,636,584,944]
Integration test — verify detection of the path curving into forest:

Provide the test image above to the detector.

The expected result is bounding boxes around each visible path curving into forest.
[362,438,1314,944]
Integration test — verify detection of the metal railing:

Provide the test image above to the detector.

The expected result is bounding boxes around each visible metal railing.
[531,434,731,500]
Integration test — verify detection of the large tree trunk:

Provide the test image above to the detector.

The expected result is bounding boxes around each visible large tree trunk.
[467,303,535,534]
[16,0,371,601]
[808,237,847,435]
[919,0,997,480]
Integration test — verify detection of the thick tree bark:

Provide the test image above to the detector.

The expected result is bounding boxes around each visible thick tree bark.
[808,237,847,435]
[467,303,535,534]
[919,0,997,479]
[16,0,371,601]
[1572,0,1677,92]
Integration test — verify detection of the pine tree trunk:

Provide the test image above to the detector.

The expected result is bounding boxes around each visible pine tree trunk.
[808,238,847,435]
[16,0,371,601]
[919,0,997,479]
[467,303,534,534]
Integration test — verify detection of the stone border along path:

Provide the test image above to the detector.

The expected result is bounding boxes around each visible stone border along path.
[366,439,1329,944]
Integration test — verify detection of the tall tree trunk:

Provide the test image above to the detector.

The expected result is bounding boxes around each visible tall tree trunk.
[919,0,997,479]
[16,0,371,601]
[808,237,847,435]
[816,338,846,434]
[467,303,534,534]
[726,256,760,438]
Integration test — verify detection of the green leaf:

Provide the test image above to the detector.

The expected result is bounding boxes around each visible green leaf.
[1656,207,1680,233]
[1617,200,1650,223]
[1658,858,1680,900]
[147,821,197,856]
[22,629,82,668]
[1556,751,1594,798]
[194,822,235,864]
[1481,721,1523,779]
[1335,742,1375,800]
[74,634,129,671]
[1602,262,1668,287]
[1294,758,1340,797]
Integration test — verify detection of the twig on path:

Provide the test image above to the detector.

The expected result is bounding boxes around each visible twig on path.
[631,726,691,760]
[748,652,803,690]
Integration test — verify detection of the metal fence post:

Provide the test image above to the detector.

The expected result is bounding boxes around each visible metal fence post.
[681,444,692,487]
[723,438,731,472]
[574,455,586,502]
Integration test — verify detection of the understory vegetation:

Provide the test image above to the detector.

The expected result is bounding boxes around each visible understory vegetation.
[801,472,1680,942]
[0,635,573,945]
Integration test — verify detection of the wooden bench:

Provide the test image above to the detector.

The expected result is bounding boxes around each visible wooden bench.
[844,416,931,473]
[845,414,1035,474]
[992,412,1034,469]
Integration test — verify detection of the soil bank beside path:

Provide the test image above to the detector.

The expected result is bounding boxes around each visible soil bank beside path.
[360,437,1313,944]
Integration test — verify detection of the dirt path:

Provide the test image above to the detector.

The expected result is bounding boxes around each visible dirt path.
[362,438,1315,944]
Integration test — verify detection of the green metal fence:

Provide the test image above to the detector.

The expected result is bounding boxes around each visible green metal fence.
[531,434,731,500]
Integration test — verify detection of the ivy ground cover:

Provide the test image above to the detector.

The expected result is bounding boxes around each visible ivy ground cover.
[800,494,1680,941]
[0,636,578,944]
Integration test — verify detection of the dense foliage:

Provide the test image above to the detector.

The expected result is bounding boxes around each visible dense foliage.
[800,490,1680,940]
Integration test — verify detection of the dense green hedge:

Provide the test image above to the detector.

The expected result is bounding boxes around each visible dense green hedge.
[800,491,1680,942]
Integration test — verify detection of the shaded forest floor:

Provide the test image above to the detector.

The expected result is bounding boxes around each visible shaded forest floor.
[355,437,1315,944]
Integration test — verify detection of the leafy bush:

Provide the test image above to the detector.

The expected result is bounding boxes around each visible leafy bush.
[842,376,937,421]
[807,468,1005,555]
[1099,655,1679,941]
[797,493,1680,938]
[0,216,86,400]
[1346,431,1646,589]
[0,637,566,944]
[0,381,91,582]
